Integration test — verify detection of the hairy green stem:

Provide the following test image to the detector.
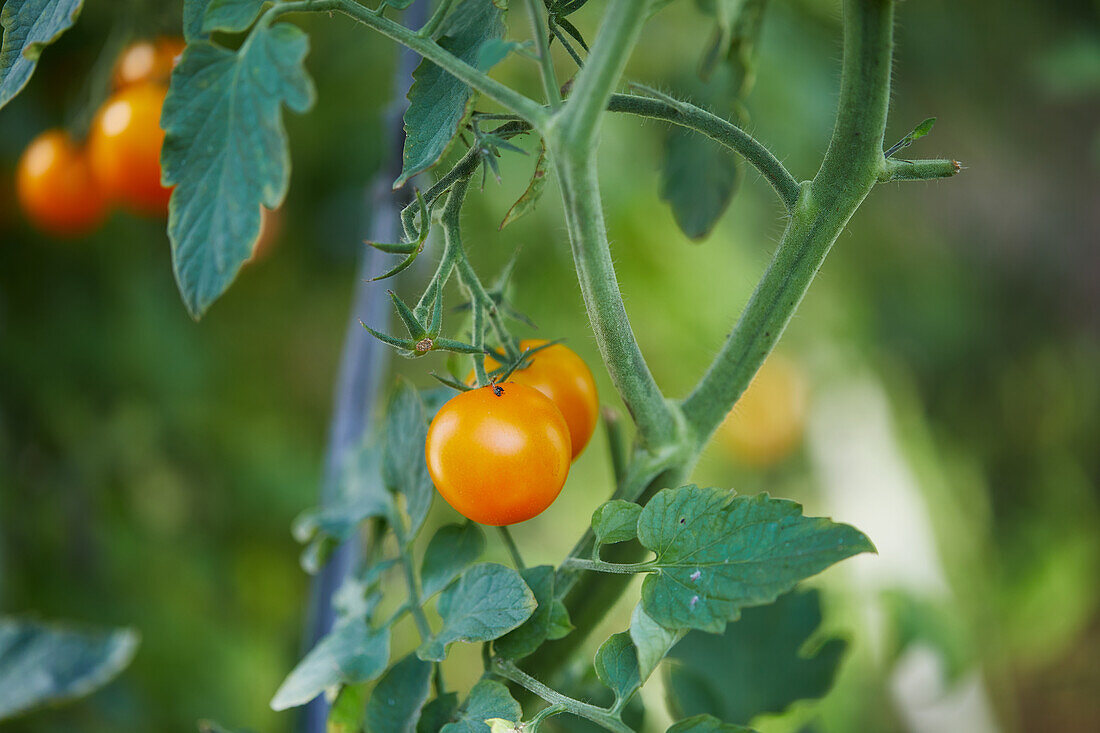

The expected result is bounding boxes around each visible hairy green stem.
[879,157,961,181]
[493,659,634,733]
[523,0,561,108]
[280,0,549,126]
[559,558,653,574]
[418,0,457,37]
[608,91,802,210]
[680,0,896,447]
[392,521,434,642]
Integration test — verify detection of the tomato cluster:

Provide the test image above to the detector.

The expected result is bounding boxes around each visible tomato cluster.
[428,341,599,526]
[15,38,180,236]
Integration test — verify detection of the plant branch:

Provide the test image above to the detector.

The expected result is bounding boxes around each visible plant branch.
[523,0,561,108]
[680,0,897,447]
[609,90,802,210]
[274,0,549,126]
[392,520,434,642]
[878,157,961,182]
[492,659,635,733]
[497,526,526,570]
[559,558,653,574]
[418,0,457,37]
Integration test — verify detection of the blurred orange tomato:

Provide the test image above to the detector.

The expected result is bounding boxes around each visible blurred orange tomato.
[16,129,107,237]
[113,37,185,89]
[88,83,172,215]
[718,355,808,467]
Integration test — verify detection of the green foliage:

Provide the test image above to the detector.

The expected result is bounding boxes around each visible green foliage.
[591,499,643,548]
[499,141,547,230]
[493,565,555,660]
[202,0,266,34]
[381,378,434,535]
[0,0,83,110]
[397,0,505,187]
[885,117,937,158]
[440,679,521,733]
[421,522,488,598]
[364,653,433,733]
[629,604,682,681]
[666,714,755,733]
[594,632,641,705]
[0,619,138,720]
[418,563,536,661]
[183,0,212,40]
[418,692,459,733]
[636,486,874,632]
[270,619,390,711]
[161,20,315,318]
[328,684,369,733]
[665,589,848,725]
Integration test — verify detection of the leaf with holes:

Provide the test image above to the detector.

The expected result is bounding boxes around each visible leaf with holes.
[396,0,505,187]
[637,485,874,633]
[161,21,314,318]
[0,0,83,110]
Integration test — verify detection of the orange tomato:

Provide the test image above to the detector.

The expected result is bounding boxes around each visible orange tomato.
[15,129,107,236]
[88,83,172,215]
[113,37,185,89]
[718,355,808,467]
[426,383,572,526]
[473,339,599,460]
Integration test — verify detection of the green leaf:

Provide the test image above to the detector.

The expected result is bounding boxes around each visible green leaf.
[629,604,682,681]
[592,499,642,547]
[0,0,83,110]
[364,653,432,733]
[329,683,369,733]
[333,559,398,622]
[637,486,874,633]
[161,23,314,318]
[499,141,548,230]
[885,117,937,158]
[546,600,574,640]
[665,589,847,725]
[381,378,434,536]
[441,679,521,733]
[0,619,138,720]
[882,590,971,683]
[418,563,536,661]
[396,0,505,187]
[417,692,459,733]
[270,619,390,711]
[422,523,487,599]
[293,443,393,546]
[659,65,743,241]
[666,714,755,733]
[493,565,554,660]
[594,632,640,704]
[184,0,212,41]
[203,0,266,34]
[476,38,525,71]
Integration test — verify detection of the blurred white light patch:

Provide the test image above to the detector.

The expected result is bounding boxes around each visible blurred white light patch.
[808,378,999,733]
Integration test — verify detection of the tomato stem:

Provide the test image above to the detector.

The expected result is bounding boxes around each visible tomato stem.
[497,526,526,571]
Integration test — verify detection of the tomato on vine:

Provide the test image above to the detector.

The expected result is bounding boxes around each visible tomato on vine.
[475,340,599,460]
[426,382,571,526]
[112,37,185,90]
[16,129,107,237]
[88,82,173,215]
[718,355,808,467]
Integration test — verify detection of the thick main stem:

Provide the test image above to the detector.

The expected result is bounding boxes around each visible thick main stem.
[680,0,895,447]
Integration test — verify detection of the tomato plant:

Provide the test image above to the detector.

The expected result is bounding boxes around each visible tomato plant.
[0,0,963,731]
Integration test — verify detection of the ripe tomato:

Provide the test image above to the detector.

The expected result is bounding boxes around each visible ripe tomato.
[426,383,572,526]
[718,355,808,467]
[16,129,107,236]
[474,339,599,460]
[113,37,185,89]
[88,82,172,215]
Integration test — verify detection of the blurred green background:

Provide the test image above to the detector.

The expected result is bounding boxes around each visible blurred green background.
[1,0,1098,731]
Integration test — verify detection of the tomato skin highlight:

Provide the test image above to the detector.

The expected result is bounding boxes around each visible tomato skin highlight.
[426,383,572,526]
[16,129,107,237]
[88,83,173,215]
[113,37,185,90]
[475,339,599,460]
